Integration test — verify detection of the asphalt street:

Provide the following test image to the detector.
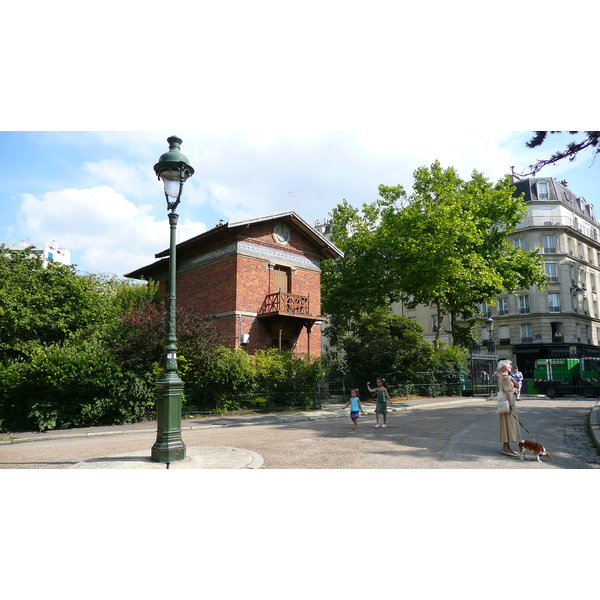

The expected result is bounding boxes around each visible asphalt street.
[1,396,599,468]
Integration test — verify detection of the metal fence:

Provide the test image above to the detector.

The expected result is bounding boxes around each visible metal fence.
[183,357,499,415]
[318,371,470,403]
[462,353,498,397]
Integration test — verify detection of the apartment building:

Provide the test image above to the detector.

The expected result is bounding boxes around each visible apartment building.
[2,240,71,266]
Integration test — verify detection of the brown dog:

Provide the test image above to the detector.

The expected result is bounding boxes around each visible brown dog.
[518,440,551,462]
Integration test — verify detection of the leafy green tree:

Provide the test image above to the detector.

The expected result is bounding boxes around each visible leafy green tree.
[384,162,547,343]
[339,307,433,385]
[322,162,548,347]
[0,247,117,361]
[0,249,161,431]
[321,188,405,347]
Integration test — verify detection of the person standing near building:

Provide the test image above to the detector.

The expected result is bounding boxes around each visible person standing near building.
[510,365,523,401]
[367,378,392,428]
[343,389,364,430]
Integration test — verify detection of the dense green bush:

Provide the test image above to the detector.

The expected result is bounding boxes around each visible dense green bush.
[180,347,258,412]
[178,349,323,413]
[0,250,160,432]
[254,349,323,408]
[0,335,156,431]
[331,307,434,390]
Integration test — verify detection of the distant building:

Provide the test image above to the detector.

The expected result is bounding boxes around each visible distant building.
[2,240,71,267]
[125,211,343,358]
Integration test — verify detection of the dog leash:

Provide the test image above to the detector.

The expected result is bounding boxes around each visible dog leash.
[510,410,536,440]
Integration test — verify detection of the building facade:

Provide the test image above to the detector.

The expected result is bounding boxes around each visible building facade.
[125,211,342,359]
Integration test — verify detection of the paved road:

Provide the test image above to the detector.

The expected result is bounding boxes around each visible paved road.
[1,397,598,468]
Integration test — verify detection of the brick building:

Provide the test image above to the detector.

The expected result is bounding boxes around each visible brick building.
[125,210,342,358]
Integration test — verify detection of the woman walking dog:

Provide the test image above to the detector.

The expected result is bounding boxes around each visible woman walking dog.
[496,359,521,456]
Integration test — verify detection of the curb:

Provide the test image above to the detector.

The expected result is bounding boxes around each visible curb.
[0,398,480,446]
[590,402,600,449]
[0,428,157,446]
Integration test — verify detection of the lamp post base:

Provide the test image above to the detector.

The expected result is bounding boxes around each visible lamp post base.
[151,443,186,464]
[151,374,186,463]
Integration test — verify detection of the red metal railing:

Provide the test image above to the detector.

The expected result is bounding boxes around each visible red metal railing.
[260,292,311,315]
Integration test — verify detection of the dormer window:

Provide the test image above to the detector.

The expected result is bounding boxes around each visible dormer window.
[537,181,549,201]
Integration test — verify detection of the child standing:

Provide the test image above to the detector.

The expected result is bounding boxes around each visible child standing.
[343,389,364,430]
[367,378,392,428]
[510,365,523,401]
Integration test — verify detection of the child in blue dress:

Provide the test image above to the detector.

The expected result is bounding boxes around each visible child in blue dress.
[343,389,364,430]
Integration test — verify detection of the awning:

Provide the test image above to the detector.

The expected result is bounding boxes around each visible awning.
[513,347,543,354]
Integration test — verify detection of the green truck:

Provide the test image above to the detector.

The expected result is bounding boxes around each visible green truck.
[533,357,600,398]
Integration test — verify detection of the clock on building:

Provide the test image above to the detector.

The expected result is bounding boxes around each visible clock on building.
[273,222,290,244]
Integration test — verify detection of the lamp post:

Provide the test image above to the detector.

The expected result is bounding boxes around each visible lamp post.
[151,136,195,465]
[486,317,496,354]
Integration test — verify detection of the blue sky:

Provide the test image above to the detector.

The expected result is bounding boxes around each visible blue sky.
[0,131,597,277]
[1,2,596,278]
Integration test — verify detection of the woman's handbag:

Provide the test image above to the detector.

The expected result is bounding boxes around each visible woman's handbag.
[497,392,510,414]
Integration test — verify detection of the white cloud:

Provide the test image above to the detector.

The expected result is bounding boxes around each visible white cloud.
[181,131,532,227]
[16,186,207,277]
[81,159,154,198]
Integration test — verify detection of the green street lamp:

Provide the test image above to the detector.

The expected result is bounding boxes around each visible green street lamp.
[151,136,195,465]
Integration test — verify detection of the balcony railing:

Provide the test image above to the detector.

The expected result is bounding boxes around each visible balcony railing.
[260,291,311,316]
[516,215,599,242]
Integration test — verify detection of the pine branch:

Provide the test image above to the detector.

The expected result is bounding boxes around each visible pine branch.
[525,131,600,175]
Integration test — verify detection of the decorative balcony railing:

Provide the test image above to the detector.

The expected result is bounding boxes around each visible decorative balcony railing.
[260,292,311,316]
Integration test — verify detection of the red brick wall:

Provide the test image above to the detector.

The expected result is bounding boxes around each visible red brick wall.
[159,221,325,359]
[236,255,269,313]
[177,254,237,315]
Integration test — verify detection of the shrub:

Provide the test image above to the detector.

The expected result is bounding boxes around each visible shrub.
[254,349,323,408]
[0,335,156,432]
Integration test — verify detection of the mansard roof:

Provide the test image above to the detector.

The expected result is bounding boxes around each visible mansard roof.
[513,177,597,224]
